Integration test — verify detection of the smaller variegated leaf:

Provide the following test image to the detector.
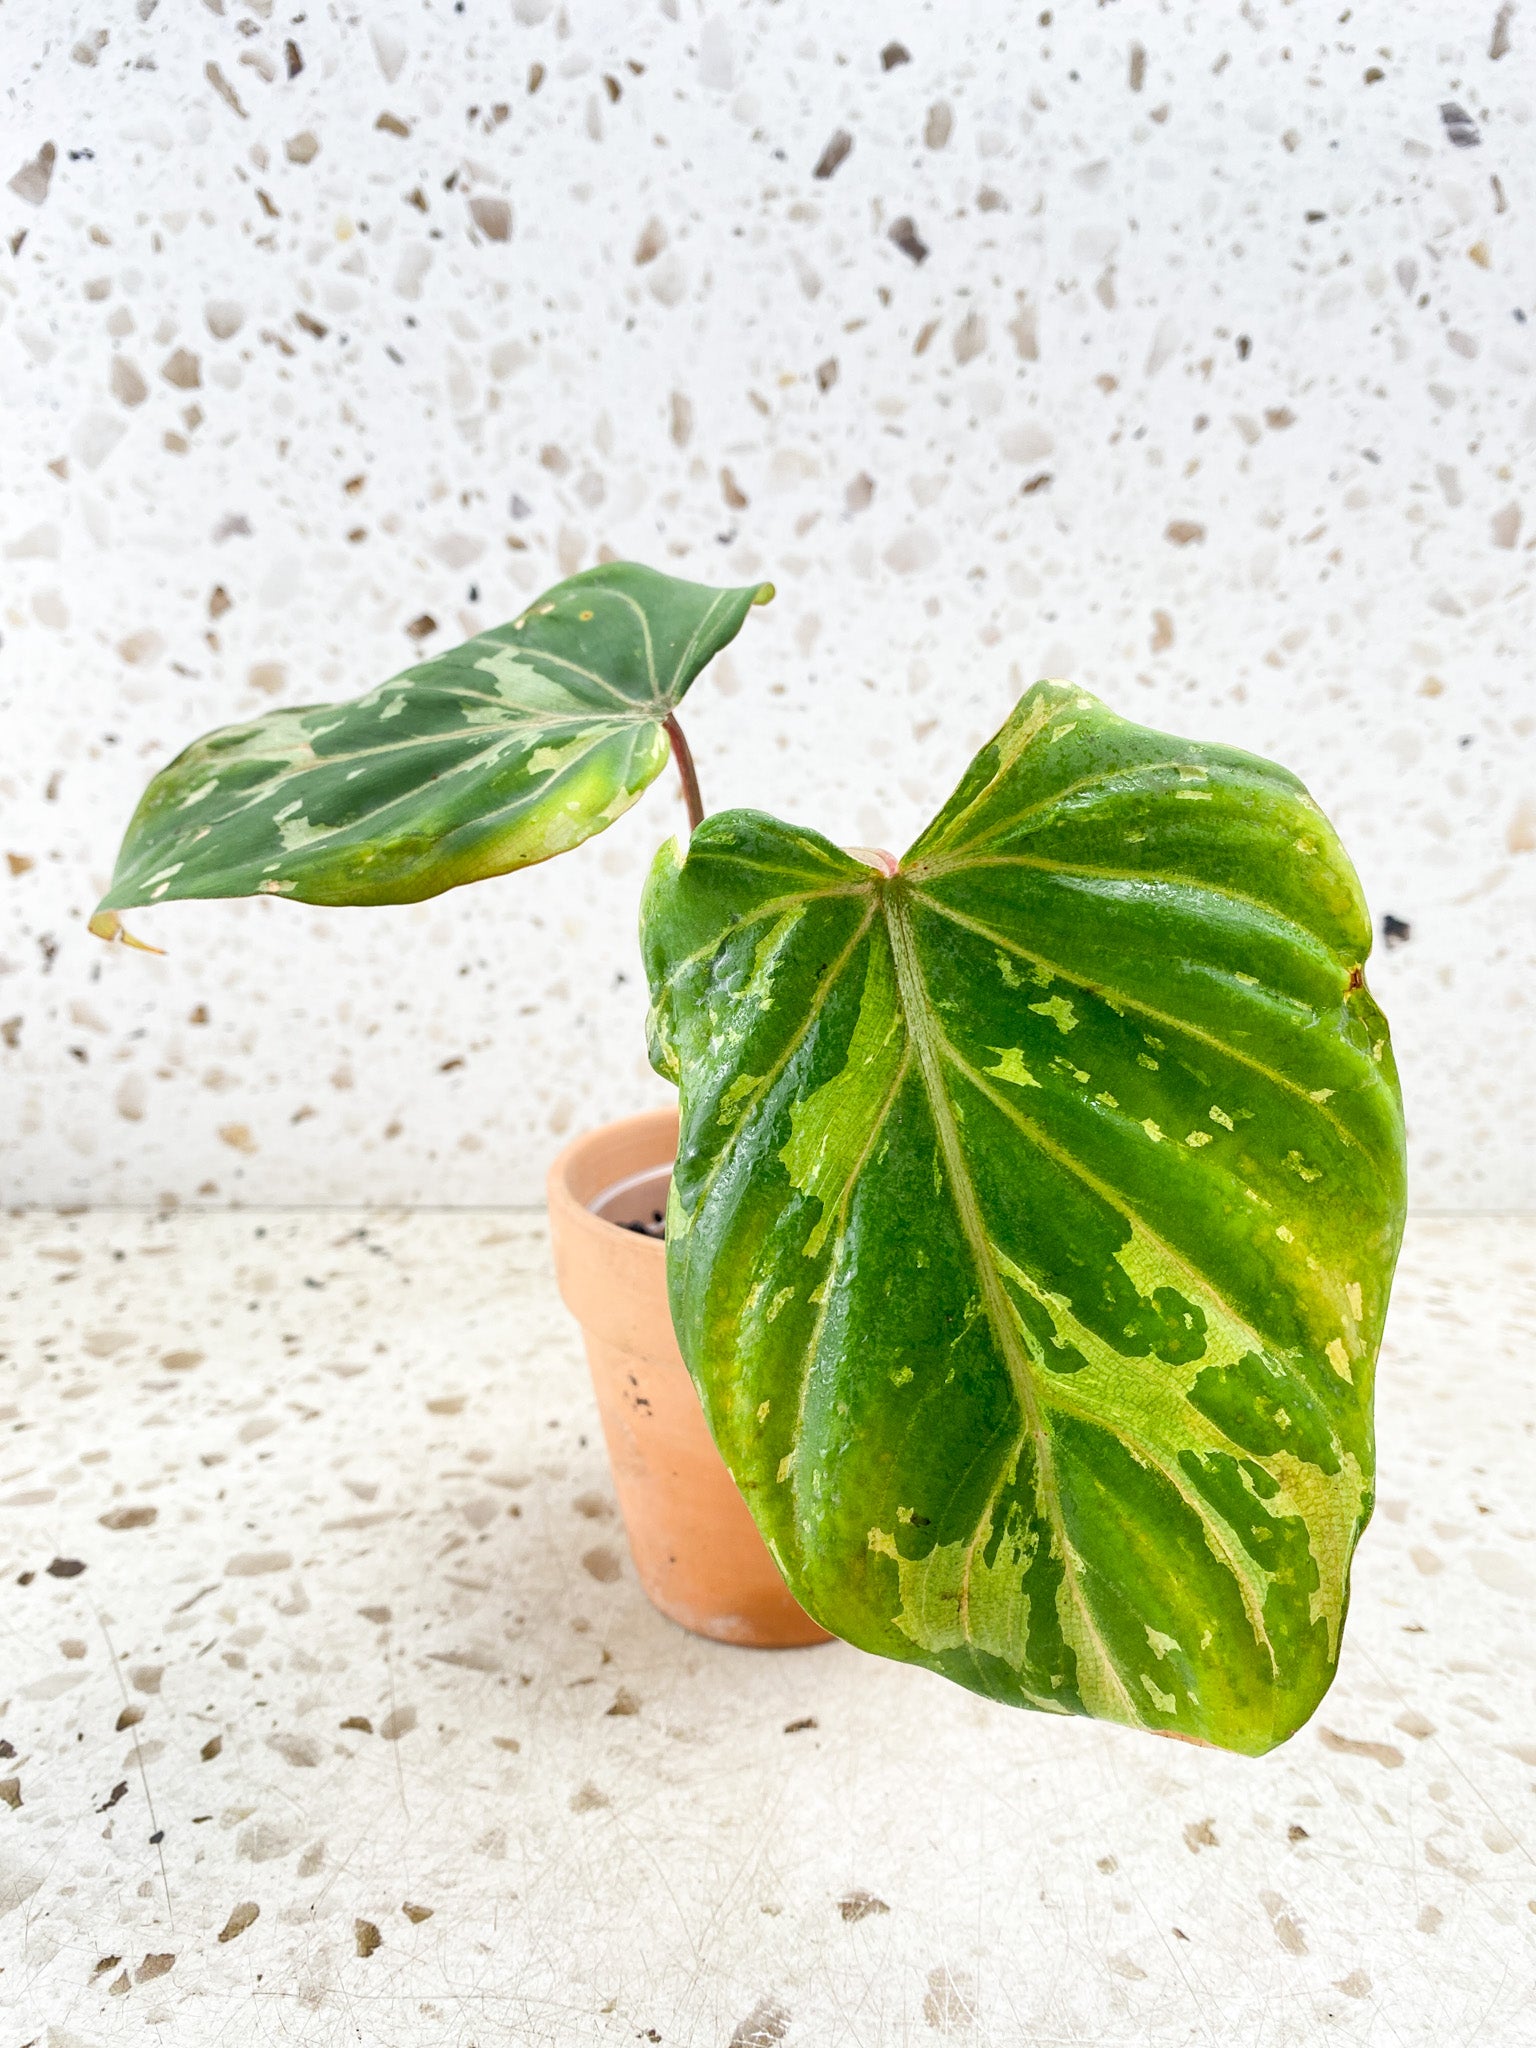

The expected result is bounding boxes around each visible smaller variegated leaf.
[642,681,1407,1756]
[92,562,771,929]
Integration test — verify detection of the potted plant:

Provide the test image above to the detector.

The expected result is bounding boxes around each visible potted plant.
[92,561,1406,1755]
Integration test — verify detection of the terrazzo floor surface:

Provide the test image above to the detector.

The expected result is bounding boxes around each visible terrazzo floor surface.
[1,1208,1533,2046]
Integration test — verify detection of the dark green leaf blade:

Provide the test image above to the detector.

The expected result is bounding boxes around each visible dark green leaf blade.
[641,682,1406,1755]
[95,562,771,918]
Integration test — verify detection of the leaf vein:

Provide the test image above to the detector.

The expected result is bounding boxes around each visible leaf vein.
[883,892,1141,1727]
[910,889,1365,1155]
[684,900,878,1215]
[666,590,728,709]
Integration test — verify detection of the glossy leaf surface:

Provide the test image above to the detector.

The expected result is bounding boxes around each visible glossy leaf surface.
[643,682,1406,1754]
[94,562,771,921]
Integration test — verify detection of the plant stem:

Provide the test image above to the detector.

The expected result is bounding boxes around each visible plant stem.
[663,713,704,833]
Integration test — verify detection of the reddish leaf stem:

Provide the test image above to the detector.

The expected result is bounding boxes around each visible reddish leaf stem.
[664,714,704,834]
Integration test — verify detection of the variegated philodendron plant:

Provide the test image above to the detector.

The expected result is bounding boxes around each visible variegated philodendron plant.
[96,562,1406,1756]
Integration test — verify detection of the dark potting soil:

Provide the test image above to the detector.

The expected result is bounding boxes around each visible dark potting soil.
[592,1164,671,1238]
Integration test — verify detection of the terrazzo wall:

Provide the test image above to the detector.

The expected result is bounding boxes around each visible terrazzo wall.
[2,0,1532,1210]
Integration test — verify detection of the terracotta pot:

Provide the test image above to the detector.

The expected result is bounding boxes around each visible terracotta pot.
[547,1106,831,1650]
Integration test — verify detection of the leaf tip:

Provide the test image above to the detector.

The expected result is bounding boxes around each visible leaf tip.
[751,581,776,608]
[89,908,166,956]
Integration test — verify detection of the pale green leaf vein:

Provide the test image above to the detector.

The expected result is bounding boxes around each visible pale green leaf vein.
[912,852,1348,960]
[687,899,878,1214]
[883,893,1141,1727]
[666,589,729,708]
[934,1025,1287,1360]
[911,756,1204,863]
[654,884,879,995]
[911,888,1366,1157]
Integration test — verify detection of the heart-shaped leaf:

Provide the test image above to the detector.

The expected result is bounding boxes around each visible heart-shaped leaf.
[642,682,1406,1754]
[92,562,771,930]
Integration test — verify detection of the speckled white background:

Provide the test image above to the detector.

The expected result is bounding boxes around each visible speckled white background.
[2,0,1533,1209]
[3,1209,1534,2045]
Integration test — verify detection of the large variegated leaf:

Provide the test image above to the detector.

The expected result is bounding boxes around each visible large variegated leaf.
[642,681,1406,1755]
[92,562,771,925]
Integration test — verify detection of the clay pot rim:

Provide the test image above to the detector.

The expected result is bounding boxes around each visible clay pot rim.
[546,1105,679,1272]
